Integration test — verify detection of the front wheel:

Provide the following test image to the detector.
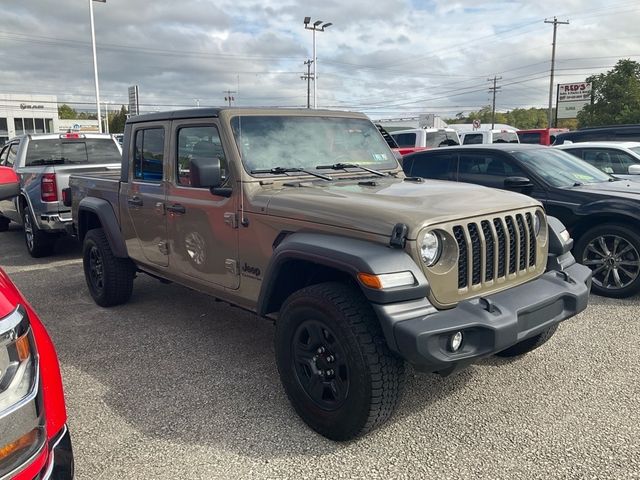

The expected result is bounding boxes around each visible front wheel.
[575,223,640,298]
[83,228,134,307]
[22,208,56,257]
[275,282,405,441]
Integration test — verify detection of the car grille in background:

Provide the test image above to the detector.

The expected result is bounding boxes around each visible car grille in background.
[453,212,537,289]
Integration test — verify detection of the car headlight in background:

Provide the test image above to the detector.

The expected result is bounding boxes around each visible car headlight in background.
[420,230,442,267]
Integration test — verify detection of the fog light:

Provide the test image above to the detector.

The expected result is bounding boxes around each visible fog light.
[449,331,463,352]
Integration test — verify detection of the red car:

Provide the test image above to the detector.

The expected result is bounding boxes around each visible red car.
[0,166,74,479]
[517,128,569,146]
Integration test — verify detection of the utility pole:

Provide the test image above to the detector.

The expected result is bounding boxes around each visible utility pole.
[223,90,236,106]
[303,17,332,109]
[545,17,569,128]
[89,0,105,133]
[301,59,314,109]
[487,76,502,129]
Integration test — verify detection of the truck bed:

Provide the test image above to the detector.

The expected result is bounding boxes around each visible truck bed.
[69,170,122,224]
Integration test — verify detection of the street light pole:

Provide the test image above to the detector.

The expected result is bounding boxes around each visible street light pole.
[304,17,332,109]
[89,0,104,133]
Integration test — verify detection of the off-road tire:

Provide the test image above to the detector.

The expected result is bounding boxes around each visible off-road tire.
[22,208,56,258]
[0,217,9,232]
[275,282,405,441]
[495,324,559,357]
[83,228,134,307]
[574,223,640,298]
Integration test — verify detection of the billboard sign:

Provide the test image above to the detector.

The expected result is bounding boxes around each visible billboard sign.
[128,85,139,116]
[556,82,591,119]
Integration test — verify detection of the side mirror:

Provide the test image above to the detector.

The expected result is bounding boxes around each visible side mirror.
[189,157,222,189]
[0,166,19,201]
[504,176,534,192]
[628,164,640,175]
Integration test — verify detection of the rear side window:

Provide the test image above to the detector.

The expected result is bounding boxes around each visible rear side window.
[6,143,18,167]
[492,132,519,143]
[133,128,164,181]
[410,152,455,180]
[392,133,417,148]
[517,133,541,144]
[463,134,483,145]
[25,138,120,166]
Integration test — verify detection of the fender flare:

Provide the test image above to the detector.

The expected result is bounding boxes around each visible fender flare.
[257,232,429,316]
[77,197,128,258]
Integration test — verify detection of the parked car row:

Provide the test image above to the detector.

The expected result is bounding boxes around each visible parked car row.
[0,167,74,479]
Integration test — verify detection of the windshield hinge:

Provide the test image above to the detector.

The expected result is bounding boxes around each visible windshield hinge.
[224,212,239,229]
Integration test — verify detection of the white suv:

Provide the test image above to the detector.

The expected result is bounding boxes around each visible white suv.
[555,141,640,181]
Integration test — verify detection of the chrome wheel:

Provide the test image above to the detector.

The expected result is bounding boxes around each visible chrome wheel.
[583,234,640,290]
[23,210,34,251]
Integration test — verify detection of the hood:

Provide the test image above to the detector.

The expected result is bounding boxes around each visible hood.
[261,177,540,239]
[571,179,640,197]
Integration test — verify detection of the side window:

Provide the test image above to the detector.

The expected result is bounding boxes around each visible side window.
[411,152,455,180]
[392,133,417,148]
[176,125,227,187]
[6,143,18,167]
[459,153,524,178]
[463,133,483,145]
[608,149,637,174]
[0,145,9,165]
[582,148,618,174]
[133,128,164,181]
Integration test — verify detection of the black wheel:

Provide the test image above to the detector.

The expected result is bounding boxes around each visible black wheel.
[83,228,134,307]
[275,282,405,441]
[495,324,558,357]
[0,217,9,232]
[575,224,640,298]
[22,208,56,257]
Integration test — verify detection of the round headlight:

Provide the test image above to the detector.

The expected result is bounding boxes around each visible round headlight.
[420,231,442,267]
[534,211,543,236]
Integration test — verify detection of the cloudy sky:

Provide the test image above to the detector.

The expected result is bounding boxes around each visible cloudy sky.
[2,0,639,120]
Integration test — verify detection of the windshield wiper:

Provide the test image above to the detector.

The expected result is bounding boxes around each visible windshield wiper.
[250,166,332,181]
[316,162,386,177]
[28,158,66,166]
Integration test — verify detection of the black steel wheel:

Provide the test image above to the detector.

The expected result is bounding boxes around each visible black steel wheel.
[83,228,134,307]
[292,320,350,411]
[275,282,405,441]
[576,224,640,298]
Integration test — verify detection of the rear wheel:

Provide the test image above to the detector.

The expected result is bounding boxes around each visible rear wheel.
[83,228,134,307]
[275,282,405,441]
[22,208,56,257]
[575,224,640,298]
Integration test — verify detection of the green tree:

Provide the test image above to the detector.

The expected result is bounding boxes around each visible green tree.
[109,105,128,133]
[577,59,640,127]
[58,104,77,119]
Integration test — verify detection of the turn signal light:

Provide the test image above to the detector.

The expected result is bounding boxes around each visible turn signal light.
[0,429,39,463]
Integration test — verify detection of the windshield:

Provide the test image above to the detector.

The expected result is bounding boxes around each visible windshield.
[512,148,613,187]
[424,131,460,148]
[492,132,519,143]
[26,138,121,166]
[231,116,398,174]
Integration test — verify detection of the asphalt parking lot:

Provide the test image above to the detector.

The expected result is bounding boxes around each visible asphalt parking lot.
[1,225,639,479]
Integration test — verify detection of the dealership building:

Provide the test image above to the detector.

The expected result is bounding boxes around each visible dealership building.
[0,94,60,144]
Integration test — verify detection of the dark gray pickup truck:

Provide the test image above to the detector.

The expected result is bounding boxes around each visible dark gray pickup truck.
[68,108,591,440]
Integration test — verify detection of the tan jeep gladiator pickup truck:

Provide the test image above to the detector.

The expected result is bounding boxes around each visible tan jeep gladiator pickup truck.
[68,108,591,440]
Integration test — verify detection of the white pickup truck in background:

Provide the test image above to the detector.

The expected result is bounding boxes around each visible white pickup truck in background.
[0,132,121,257]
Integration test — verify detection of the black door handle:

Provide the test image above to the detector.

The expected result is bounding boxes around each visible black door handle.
[127,196,143,207]
[166,204,186,214]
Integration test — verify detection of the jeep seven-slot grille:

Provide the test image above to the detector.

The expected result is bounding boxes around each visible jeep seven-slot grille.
[455,212,537,289]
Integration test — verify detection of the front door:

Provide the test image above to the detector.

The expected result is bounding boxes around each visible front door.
[123,124,169,267]
[166,120,239,288]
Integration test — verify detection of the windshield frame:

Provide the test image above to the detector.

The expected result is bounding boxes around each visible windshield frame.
[511,147,614,188]
[230,114,400,179]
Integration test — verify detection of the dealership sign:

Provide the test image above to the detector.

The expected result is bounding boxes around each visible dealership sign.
[556,82,592,119]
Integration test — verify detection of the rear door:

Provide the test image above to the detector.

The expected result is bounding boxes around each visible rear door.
[166,120,239,288]
[121,124,169,267]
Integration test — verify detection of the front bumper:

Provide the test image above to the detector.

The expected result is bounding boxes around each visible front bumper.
[376,261,591,373]
[41,425,74,480]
